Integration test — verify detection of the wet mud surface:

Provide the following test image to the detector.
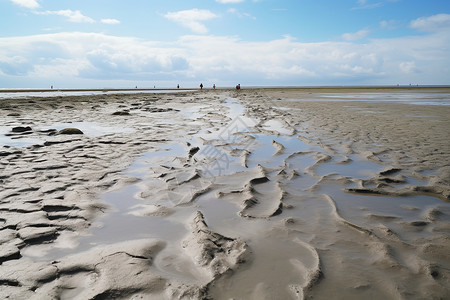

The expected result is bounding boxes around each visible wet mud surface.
[1,88,449,299]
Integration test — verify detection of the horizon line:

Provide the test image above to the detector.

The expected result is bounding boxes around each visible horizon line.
[1,84,450,93]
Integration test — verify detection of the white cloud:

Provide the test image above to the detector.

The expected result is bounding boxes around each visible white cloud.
[0,27,449,87]
[410,14,450,32]
[10,0,39,9]
[399,61,417,74]
[36,10,95,23]
[353,0,404,10]
[342,29,370,41]
[34,9,120,25]
[380,19,398,30]
[0,32,189,82]
[164,9,218,34]
[101,19,121,25]
[379,20,389,28]
[227,8,256,19]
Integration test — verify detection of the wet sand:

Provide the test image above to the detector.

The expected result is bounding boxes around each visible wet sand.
[0,88,449,299]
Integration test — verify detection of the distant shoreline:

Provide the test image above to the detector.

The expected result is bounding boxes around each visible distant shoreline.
[1,85,449,93]
[0,88,197,93]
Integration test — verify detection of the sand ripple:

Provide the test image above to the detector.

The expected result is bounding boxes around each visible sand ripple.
[1,89,449,299]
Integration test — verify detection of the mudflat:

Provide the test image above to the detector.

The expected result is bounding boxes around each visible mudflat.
[0,87,449,299]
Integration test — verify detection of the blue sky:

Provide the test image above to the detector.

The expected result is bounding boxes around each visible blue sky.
[0,0,449,88]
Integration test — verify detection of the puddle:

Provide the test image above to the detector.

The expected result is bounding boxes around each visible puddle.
[246,134,313,169]
[418,169,439,176]
[317,92,450,106]
[223,98,257,130]
[344,106,381,114]
[90,187,186,246]
[404,114,433,118]
[126,143,187,178]
[185,98,259,177]
[314,154,385,179]
[399,174,429,187]
[0,89,194,99]
[26,143,189,261]
[195,147,247,178]
[0,135,42,147]
[321,185,446,225]
[0,122,134,147]
[261,120,293,135]
[23,96,449,268]
[0,126,42,147]
[41,122,134,137]
[26,184,188,262]
[274,106,302,111]
[181,105,209,120]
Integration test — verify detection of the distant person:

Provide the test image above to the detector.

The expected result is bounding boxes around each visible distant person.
[213,84,216,89]
[200,83,203,90]
[236,84,241,90]
[51,85,53,89]
[177,84,180,89]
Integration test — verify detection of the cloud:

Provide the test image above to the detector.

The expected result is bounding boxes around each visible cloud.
[36,10,95,23]
[379,19,398,30]
[352,0,383,10]
[0,32,189,82]
[342,29,370,41]
[410,14,450,32]
[34,9,120,25]
[101,19,121,25]
[164,9,218,34]
[227,8,256,19]
[11,0,119,25]
[353,0,400,10]
[399,61,418,74]
[0,26,449,87]
[177,34,388,83]
[0,55,33,76]
[353,0,401,10]
[10,0,39,9]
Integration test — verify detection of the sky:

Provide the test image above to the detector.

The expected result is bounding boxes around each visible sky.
[0,0,449,88]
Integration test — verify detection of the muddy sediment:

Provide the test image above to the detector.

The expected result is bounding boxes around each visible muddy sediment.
[0,88,449,299]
